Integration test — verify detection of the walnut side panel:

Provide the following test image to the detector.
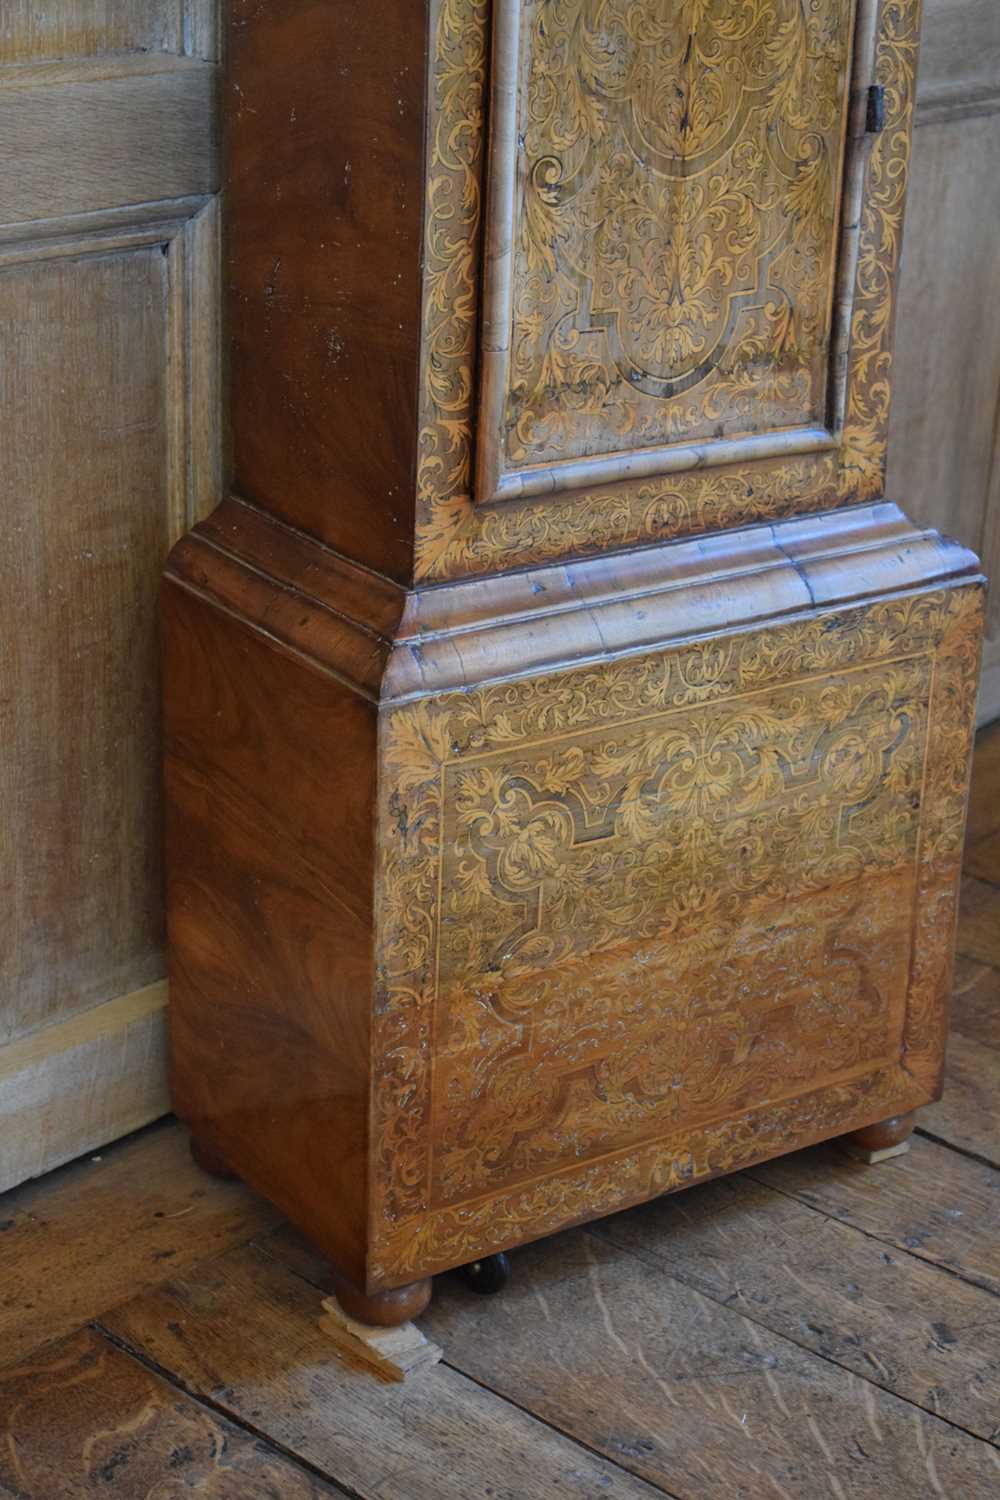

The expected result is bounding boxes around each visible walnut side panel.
[370,584,983,1285]
[226,0,427,584]
[162,573,378,1286]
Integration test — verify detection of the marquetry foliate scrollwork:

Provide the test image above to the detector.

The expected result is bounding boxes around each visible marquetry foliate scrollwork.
[369,587,982,1283]
[502,0,852,468]
[415,0,920,581]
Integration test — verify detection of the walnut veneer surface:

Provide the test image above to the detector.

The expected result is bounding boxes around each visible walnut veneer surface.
[164,0,986,1314]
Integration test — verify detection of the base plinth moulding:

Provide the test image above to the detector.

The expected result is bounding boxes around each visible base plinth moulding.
[165,501,983,1310]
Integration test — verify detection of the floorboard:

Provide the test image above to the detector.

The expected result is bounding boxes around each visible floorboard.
[588,1168,1000,1441]
[750,1135,1000,1296]
[0,1117,279,1371]
[0,1326,348,1499]
[418,1230,1000,1499]
[100,1241,667,1500]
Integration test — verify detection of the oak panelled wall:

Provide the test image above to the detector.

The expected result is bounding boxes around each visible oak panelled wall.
[0,3,184,60]
[0,2,220,1191]
[888,0,1000,723]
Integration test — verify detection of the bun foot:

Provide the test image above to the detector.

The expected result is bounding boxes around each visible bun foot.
[839,1111,916,1164]
[189,1133,239,1180]
[333,1277,432,1328]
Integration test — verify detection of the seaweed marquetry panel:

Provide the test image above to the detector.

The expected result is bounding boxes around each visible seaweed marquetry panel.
[417,0,921,580]
[371,585,983,1282]
[478,0,858,500]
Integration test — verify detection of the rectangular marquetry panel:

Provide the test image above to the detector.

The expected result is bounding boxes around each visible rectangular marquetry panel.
[476,0,862,501]
[430,660,925,1205]
[0,250,173,1047]
[372,585,982,1283]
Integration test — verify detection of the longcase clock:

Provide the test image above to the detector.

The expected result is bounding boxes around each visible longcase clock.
[162,0,985,1324]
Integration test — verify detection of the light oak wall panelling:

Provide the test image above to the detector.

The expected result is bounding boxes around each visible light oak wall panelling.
[916,0,1000,123]
[0,0,218,63]
[0,1,184,61]
[0,199,223,536]
[182,0,219,61]
[887,0,1000,723]
[0,204,220,1187]
[888,115,1000,559]
[0,55,217,224]
[175,196,224,526]
[978,422,1000,721]
[0,0,220,1189]
[0,247,172,1047]
[0,984,168,1196]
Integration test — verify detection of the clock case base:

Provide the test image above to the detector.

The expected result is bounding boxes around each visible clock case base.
[163,498,982,1315]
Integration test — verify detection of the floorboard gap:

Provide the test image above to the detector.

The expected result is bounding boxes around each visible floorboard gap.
[584,1223,1000,1452]
[437,1354,685,1500]
[90,1319,363,1500]
[914,1125,1000,1172]
[248,1237,679,1499]
[742,1168,1000,1301]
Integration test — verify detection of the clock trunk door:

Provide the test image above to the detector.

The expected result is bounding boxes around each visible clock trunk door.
[476,0,877,506]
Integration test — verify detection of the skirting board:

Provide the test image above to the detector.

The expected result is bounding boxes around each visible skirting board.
[0,981,169,1193]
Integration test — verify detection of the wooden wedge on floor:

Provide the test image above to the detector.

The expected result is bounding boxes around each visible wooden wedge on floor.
[318,1296,443,1383]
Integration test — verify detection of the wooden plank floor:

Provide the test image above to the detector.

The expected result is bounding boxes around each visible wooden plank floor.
[2,724,999,1499]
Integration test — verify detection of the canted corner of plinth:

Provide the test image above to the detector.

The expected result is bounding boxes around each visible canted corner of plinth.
[838,1138,912,1165]
[318,1297,442,1382]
